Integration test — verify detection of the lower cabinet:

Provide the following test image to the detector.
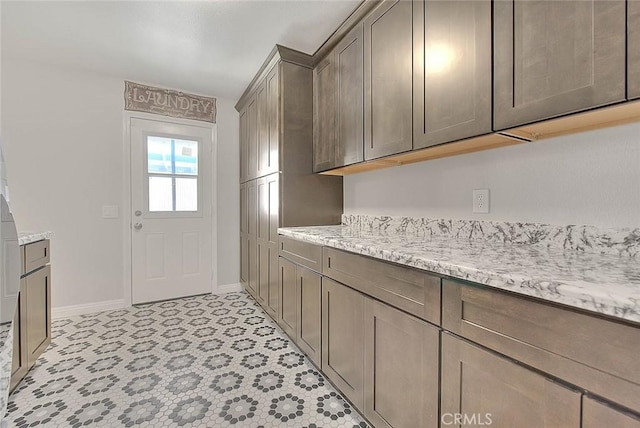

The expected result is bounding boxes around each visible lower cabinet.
[257,242,278,318]
[364,298,439,428]
[322,278,440,427]
[278,257,297,338]
[25,265,51,368]
[296,266,321,367]
[10,287,27,391]
[278,257,322,367]
[583,397,640,428]
[441,332,582,427]
[321,278,365,409]
[11,240,52,391]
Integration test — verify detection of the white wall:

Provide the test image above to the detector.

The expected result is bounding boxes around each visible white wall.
[345,122,640,229]
[1,57,239,309]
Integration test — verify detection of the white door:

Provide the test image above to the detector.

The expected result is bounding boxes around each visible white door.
[130,118,212,304]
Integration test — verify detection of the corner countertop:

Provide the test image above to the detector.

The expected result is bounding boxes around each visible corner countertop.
[18,231,53,246]
[278,225,640,324]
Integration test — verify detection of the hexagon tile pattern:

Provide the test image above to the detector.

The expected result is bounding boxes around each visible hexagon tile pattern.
[5,291,369,427]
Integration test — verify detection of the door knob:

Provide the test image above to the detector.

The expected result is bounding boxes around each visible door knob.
[134,222,143,231]
[135,210,142,217]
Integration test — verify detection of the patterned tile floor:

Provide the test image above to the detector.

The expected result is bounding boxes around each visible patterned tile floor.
[4,291,369,427]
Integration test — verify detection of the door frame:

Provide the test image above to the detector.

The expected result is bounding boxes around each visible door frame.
[122,111,218,307]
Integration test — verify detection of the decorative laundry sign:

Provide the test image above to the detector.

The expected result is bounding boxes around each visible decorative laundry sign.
[124,81,216,123]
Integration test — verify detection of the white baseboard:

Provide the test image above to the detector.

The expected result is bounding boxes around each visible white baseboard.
[53,299,127,320]
[215,282,242,294]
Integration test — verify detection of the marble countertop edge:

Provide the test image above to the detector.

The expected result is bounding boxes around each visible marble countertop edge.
[18,231,53,246]
[278,227,640,324]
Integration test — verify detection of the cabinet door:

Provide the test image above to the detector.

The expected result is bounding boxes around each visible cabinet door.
[441,333,581,428]
[257,242,268,306]
[364,0,413,160]
[246,95,259,180]
[335,23,364,167]
[364,298,439,428]
[583,397,640,428]
[278,257,297,339]
[266,65,280,175]
[26,266,51,369]
[256,80,269,178]
[239,107,248,183]
[629,0,640,100]
[413,0,491,149]
[10,282,27,391]
[494,0,626,129]
[313,55,336,172]
[322,278,364,410]
[246,180,258,296]
[296,266,321,367]
[239,183,248,288]
[265,174,279,318]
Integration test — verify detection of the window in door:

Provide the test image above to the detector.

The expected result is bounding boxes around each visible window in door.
[146,135,199,213]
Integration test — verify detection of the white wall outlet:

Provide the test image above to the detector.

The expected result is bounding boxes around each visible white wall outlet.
[102,205,119,219]
[472,189,490,213]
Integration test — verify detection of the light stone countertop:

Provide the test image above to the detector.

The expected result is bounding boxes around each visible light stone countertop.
[278,225,640,324]
[18,231,53,246]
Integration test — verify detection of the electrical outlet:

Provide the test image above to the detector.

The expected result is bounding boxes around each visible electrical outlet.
[473,189,490,213]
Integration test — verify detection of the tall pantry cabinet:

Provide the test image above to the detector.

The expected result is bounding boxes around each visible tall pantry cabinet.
[237,46,343,316]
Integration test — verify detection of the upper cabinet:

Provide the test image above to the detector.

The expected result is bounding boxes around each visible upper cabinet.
[364,0,413,160]
[264,66,280,176]
[240,65,280,182]
[313,24,364,172]
[629,0,640,100]
[239,108,248,183]
[313,55,336,172]
[412,0,491,149]
[493,0,627,130]
[335,24,364,168]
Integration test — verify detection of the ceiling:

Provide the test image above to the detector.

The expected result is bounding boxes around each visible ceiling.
[1,1,360,101]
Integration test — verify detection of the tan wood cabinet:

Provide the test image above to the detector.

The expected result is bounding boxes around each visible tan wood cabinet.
[246,94,259,181]
[236,46,343,313]
[246,180,258,297]
[239,107,248,183]
[296,266,321,367]
[265,65,280,175]
[25,265,50,368]
[313,23,364,172]
[363,298,439,428]
[583,396,640,428]
[256,173,279,318]
[10,286,27,391]
[412,0,491,149]
[278,257,297,339]
[629,0,640,100]
[442,332,582,427]
[493,0,626,130]
[278,238,322,366]
[442,279,640,412]
[11,240,51,391]
[313,55,335,172]
[321,277,365,410]
[239,182,248,290]
[364,0,413,160]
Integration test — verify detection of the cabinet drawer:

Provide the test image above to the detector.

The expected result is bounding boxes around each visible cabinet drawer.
[442,332,582,428]
[443,279,640,412]
[583,396,640,428]
[24,240,50,274]
[323,247,441,325]
[278,236,322,273]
